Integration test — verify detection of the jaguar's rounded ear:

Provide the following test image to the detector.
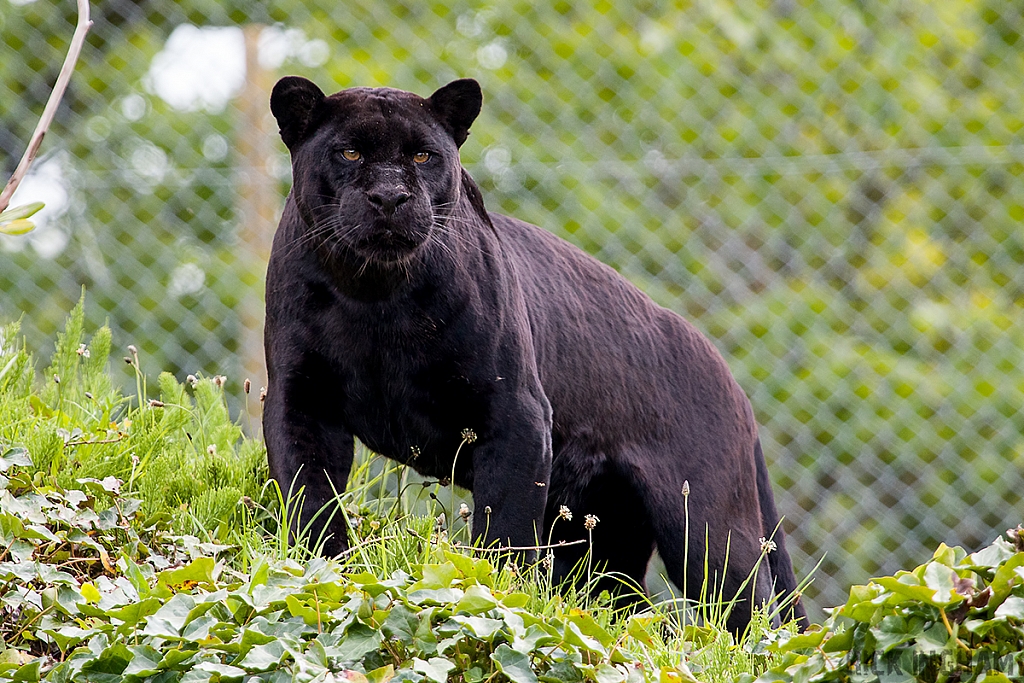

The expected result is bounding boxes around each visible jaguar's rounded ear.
[271,76,326,149]
[427,78,482,148]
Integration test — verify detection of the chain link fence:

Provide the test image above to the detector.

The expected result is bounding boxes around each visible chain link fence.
[3,0,1023,618]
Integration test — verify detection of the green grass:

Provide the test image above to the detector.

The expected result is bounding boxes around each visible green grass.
[0,298,796,682]
[0,298,271,550]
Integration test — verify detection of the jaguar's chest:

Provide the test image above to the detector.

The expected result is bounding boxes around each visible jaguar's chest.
[319,307,491,480]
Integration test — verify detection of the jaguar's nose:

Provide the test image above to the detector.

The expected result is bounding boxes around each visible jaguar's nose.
[367,188,411,215]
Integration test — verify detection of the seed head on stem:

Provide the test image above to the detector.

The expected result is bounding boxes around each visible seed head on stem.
[584,514,599,582]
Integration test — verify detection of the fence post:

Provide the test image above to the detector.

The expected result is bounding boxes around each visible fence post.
[235,23,276,433]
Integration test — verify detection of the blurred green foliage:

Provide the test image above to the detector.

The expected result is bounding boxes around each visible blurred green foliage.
[2,0,1023,616]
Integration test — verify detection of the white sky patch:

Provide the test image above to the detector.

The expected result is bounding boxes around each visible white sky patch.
[1,154,70,258]
[145,24,328,112]
[259,26,329,69]
[145,25,247,112]
[168,262,206,297]
[476,41,507,70]
[121,93,148,121]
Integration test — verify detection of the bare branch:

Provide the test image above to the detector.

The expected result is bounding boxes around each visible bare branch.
[0,0,93,214]
[457,539,588,553]
[405,528,588,553]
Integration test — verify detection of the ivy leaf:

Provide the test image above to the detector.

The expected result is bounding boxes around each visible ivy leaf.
[566,609,614,648]
[455,584,497,614]
[383,603,421,646]
[540,660,585,683]
[623,615,656,647]
[994,596,1024,621]
[443,551,494,585]
[594,663,626,683]
[512,624,558,654]
[248,559,271,590]
[117,555,152,599]
[821,627,855,653]
[412,607,439,656]
[122,645,163,677]
[81,641,132,677]
[76,476,122,496]
[873,615,924,653]
[873,575,942,606]
[286,594,322,627]
[0,491,46,524]
[491,644,538,683]
[967,539,1017,569]
[989,555,1024,609]
[10,659,41,682]
[158,648,199,671]
[407,587,463,605]
[412,657,455,683]
[561,620,608,655]
[349,571,408,598]
[912,622,950,656]
[40,625,92,652]
[921,562,960,606]
[193,660,246,681]
[930,543,965,567]
[325,623,382,663]
[502,592,530,608]
[181,613,218,641]
[450,615,505,640]
[411,563,459,590]
[365,665,396,683]
[142,593,196,638]
[80,582,102,604]
[106,597,163,627]
[233,626,278,661]
[0,448,32,472]
[337,671,370,683]
[234,640,287,671]
[977,673,1014,683]
[157,557,216,592]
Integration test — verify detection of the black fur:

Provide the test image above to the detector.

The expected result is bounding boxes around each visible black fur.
[264,77,808,633]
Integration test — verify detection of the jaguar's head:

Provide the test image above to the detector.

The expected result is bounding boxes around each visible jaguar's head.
[271,77,481,264]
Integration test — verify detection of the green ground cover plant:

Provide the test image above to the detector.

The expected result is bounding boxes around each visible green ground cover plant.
[0,302,787,682]
[0,296,271,549]
[6,302,1021,682]
[753,530,1024,683]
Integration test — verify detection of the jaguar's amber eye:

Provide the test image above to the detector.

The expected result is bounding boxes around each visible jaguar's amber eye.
[342,149,361,161]
[413,152,430,164]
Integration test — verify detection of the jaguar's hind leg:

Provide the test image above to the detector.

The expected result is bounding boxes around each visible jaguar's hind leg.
[547,463,657,605]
